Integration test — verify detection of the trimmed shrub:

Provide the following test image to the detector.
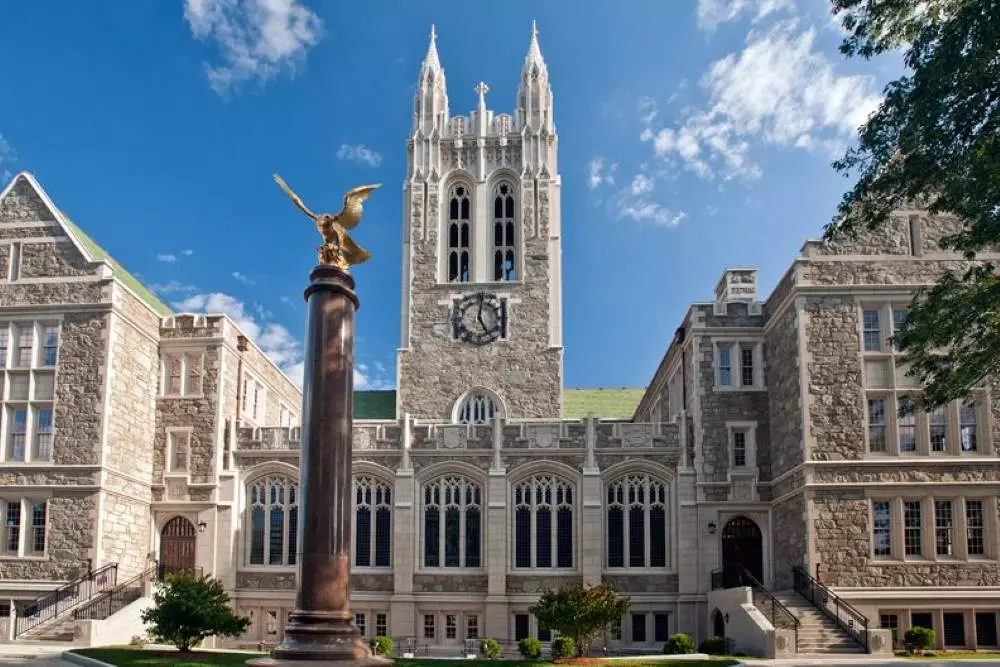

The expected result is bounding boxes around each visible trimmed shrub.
[369,635,393,656]
[518,637,543,659]
[480,638,502,659]
[551,636,575,659]
[698,635,734,655]
[904,626,935,653]
[664,632,696,654]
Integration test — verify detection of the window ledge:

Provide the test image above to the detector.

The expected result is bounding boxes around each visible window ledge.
[352,567,393,573]
[601,569,675,575]
[240,566,297,572]
[0,555,48,562]
[509,569,578,575]
[416,568,486,574]
[713,386,767,393]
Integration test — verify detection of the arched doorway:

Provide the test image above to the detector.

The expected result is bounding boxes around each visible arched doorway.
[159,516,197,577]
[712,609,726,638]
[721,516,763,583]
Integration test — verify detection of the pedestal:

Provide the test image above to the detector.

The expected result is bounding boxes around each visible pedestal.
[249,266,391,666]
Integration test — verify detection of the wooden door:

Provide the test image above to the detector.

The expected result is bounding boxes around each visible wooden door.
[160,516,196,577]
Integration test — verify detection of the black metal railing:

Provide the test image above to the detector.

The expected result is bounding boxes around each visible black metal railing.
[73,564,158,622]
[14,563,118,638]
[710,565,799,648]
[793,566,869,652]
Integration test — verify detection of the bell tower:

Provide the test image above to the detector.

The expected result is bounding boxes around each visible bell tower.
[396,24,563,422]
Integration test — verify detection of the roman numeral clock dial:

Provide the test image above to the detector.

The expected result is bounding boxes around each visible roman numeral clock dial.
[452,292,506,346]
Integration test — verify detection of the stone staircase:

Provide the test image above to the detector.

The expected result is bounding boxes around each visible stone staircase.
[770,590,867,655]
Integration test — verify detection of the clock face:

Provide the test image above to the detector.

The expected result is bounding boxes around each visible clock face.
[452,292,506,346]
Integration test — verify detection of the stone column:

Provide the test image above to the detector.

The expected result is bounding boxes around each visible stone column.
[581,415,603,587]
[485,422,508,639]
[249,266,389,666]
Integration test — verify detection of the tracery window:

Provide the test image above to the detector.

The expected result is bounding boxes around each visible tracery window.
[248,475,299,566]
[354,475,392,568]
[455,392,500,424]
[422,476,482,568]
[513,475,573,569]
[606,474,669,569]
[447,184,471,282]
[492,182,517,281]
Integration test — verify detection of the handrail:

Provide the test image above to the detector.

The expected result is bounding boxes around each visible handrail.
[710,565,799,650]
[73,564,158,621]
[14,563,118,638]
[793,566,869,652]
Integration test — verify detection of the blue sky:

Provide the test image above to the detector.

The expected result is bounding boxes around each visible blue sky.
[0,0,898,391]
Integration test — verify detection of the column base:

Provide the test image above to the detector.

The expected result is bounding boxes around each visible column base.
[248,659,392,666]
[248,610,392,665]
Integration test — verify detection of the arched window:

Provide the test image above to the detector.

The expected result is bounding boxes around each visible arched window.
[606,474,669,569]
[455,391,500,424]
[513,475,574,569]
[423,476,482,568]
[247,475,298,566]
[354,475,392,568]
[447,184,471,282]
[492,182,517,281]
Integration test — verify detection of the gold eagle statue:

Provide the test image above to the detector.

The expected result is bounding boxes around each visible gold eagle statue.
[273,173,381,270]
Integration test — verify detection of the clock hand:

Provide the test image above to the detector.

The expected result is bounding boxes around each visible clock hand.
[477,300,486,330]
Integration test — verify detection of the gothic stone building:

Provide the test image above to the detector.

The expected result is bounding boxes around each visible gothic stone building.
[2,24,1000,654]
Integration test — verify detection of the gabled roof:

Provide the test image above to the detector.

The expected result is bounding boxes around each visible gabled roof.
[350,388,647,421]
[0,172,171,316]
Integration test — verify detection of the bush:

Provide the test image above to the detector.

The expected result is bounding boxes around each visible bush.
[518,637,542,659]
[480,638,502,659]
[141,572,249,652]
[128,634,147,647]
[530,583,630,657]
[369,635,393,656]
[698,635,734,655]
[904,626,935,653]
[664,632,695,654]
[551,636,575,659]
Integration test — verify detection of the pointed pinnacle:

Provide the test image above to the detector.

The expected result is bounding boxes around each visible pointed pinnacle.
[423,23,441,71]
[525,19,545,68]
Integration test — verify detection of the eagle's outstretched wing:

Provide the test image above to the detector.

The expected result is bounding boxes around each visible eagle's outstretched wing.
[337,184,382,230]
[340,231,372,266]
[273,174,319,221]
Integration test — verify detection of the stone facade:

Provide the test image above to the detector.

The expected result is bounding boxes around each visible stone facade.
[4,28,1000,656]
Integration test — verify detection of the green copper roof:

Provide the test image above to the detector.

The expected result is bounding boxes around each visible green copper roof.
[355,390,397,419]
[562,388,646,419]
[351,388,647,420]
[60,213,172,316]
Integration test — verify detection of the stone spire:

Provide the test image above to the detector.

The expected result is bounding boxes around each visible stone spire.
[517,20,554,134]
[423,24,441,73]
[524,20,546,73]
[413,24,448,138]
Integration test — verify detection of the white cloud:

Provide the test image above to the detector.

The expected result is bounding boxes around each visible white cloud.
[150,280,200,296]
[182,248,195,256]
[353,362,393,391]
[184,0,324,97]
[336,144,382,168]
[612,172,686,229]
[697,0,795,30]
[174,292,303,383]
[156,253,177,263]
[280,295,296,307]
[0,134,15,182]
[587,158,618,190]
[232,271,255,284]
[642,20,881,181]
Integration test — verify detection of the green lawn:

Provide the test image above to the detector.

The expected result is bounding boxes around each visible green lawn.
[899,651,1000,659]
[72,648,739,667]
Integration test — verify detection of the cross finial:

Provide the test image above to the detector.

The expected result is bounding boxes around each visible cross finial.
[430,24,437,43]
[475,81,490,107]
[532,19,538,39]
